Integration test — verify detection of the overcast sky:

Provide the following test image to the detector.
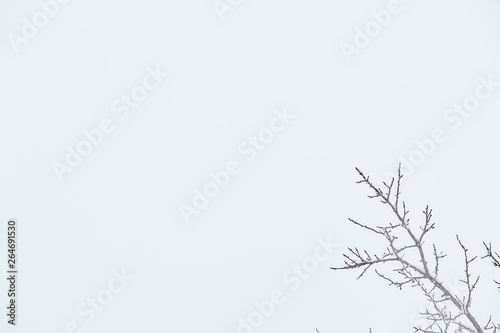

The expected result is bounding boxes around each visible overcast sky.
[1,0,500,332]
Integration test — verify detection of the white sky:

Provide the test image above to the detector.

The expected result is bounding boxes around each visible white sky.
[1,0,500,332]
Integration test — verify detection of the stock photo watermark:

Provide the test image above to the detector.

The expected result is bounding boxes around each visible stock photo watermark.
[53,268,134,333]
[228,235,339,333]
[213,0,243,21]
[339,0,406,63]
[51,65,169,182]
[384,75,499,182]
[8,0,73,53]
[5,220,18,326]
[179,107,295,224]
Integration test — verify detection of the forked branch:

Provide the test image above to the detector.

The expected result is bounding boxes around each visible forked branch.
[331,165,499,333]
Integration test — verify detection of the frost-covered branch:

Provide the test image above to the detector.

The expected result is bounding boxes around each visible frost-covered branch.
[330,165,499,333]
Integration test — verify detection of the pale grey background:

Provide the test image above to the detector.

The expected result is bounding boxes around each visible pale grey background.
[1,0,500,332]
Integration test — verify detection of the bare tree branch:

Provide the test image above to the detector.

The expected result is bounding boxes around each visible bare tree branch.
[330,165,500,333]
[482,242,500,290]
